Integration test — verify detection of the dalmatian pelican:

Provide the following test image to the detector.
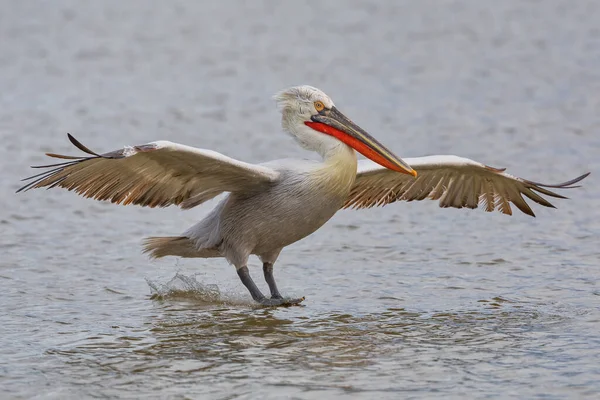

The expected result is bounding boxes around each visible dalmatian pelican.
[18,86,589,306]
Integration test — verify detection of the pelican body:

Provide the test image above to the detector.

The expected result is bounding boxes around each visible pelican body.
[18,86,589,306]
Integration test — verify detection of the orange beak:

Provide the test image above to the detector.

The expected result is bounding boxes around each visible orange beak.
[306,107,416,177]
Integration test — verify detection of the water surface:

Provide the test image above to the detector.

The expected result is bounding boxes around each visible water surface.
[1,1,599,398]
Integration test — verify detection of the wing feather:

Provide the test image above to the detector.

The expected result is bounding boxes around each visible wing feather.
[345,156,589,217]
[18,134,279,209]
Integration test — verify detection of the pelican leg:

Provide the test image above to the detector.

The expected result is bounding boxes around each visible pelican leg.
[262,262,282,299]
[236,266,304,307]
[237,266,266,301]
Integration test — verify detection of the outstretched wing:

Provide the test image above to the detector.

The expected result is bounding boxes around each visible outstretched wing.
[18,134,279,209]
[345,156,589,217]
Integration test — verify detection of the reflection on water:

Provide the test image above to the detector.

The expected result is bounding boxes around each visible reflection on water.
[38,277,584,397]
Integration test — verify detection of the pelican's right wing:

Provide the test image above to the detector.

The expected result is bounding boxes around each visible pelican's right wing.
[18,134,280,209]
[345,156,589,217]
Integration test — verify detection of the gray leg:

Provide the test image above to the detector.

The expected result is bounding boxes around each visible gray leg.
[263,262,283,299]
[237,266,266,302]
[236,266,305,307]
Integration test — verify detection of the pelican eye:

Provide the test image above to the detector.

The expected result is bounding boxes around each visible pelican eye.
[314,101,325,112]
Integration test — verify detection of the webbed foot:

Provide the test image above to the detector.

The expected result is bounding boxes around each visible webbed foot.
[258,296,305,307]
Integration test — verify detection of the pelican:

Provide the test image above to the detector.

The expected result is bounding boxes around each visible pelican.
[18,86,589,306]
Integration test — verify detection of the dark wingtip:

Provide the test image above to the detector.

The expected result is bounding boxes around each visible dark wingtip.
[561,171,590,187]
[18,133,98,194]
[524,209,536,218]
[549,192,568,199]
[42,152,85,161]
[527,172,591,189]
[67,133,101,157]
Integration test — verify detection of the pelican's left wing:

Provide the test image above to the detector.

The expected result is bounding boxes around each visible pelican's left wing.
[18,134,280,209]
[345,156,589,216]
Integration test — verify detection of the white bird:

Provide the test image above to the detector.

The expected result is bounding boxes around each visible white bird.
[18,86,589,306]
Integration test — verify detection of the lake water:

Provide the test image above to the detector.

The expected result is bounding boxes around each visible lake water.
[1,1,599,398]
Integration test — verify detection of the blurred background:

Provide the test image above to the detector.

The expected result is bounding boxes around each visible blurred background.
[1,1,599,399]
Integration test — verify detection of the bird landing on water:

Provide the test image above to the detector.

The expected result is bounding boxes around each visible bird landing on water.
[18,85,590,306]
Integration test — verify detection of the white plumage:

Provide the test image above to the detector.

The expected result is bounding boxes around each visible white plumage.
[347,157,588,216]
[19,136,279,209]
[18,85,589,306]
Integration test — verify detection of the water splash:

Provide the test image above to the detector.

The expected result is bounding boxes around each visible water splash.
[146,273,222,302]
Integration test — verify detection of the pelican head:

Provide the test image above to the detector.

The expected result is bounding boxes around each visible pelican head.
[274,85,416,176]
